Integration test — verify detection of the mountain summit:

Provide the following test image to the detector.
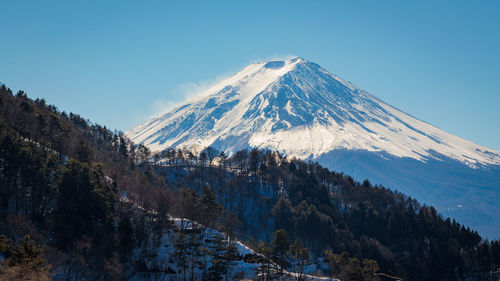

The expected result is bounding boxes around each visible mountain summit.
[128,57,499,167]
[128,57,500,238]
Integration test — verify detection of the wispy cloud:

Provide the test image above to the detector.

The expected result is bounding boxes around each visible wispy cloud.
[148,54,297,119]
[148,71,234,118]
[247,54,297,64]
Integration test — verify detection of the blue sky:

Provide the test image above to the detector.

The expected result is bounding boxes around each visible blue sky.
[1,0,499,150]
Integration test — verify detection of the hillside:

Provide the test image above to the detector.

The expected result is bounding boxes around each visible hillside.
[0,83,359,280]
[150,147,500,280]
[0,83,499,280]
[127,57,500,238]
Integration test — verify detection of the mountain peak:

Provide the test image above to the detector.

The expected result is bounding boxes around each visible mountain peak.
[126,58,500,238]
[251,56,309,71]
[127,59,500,167]
[263,60,286,69]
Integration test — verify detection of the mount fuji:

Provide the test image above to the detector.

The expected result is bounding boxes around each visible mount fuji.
[127,57,500,238]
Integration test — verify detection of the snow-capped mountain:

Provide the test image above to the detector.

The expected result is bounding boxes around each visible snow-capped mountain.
[127,57,500,238]
[128,57,498,167]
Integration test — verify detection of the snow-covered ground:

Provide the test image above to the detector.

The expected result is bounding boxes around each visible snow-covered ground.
[128,215,336,280]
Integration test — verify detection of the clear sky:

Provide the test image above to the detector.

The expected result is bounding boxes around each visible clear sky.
[1,0,499,150]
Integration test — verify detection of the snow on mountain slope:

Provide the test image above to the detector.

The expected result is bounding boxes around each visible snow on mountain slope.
[127,57,500,238]
[127,57,500,169]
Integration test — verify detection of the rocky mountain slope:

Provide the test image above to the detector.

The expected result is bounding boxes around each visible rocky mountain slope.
[127,57,500,238]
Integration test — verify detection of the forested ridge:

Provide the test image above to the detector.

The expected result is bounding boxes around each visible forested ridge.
[153,146,500,280]
[0,83,499,280]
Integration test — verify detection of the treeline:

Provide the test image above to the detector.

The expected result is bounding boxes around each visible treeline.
[0,82,499,280]
[152,146,500,281]
[0,83,333,280]
[0,83,176,279]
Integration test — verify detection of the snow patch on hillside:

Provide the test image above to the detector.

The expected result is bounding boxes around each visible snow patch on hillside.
[129,215,335,280]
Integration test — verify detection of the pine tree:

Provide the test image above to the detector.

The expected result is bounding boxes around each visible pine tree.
[199,246,211,280]
[222,241,240,281]
[117,215,134,260]
[200,185,222,229]
[118,135,128,158]
[185,231,202,281]
[173,233,189,281]
[208,236,241,281]
[289,239,310,280]
[324,250,337,281]
[54,161,116,247]
[256,240,273,280]
[344,257,364,281]
[272,229,290,275]
[0,235,51,281]
[362,259,380,281]
[222,211,239,242]
[208,235,226,281]
[271,197,294,231]
[8,235,47,271]
[76,140,92,163]
[218,151,228,169]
